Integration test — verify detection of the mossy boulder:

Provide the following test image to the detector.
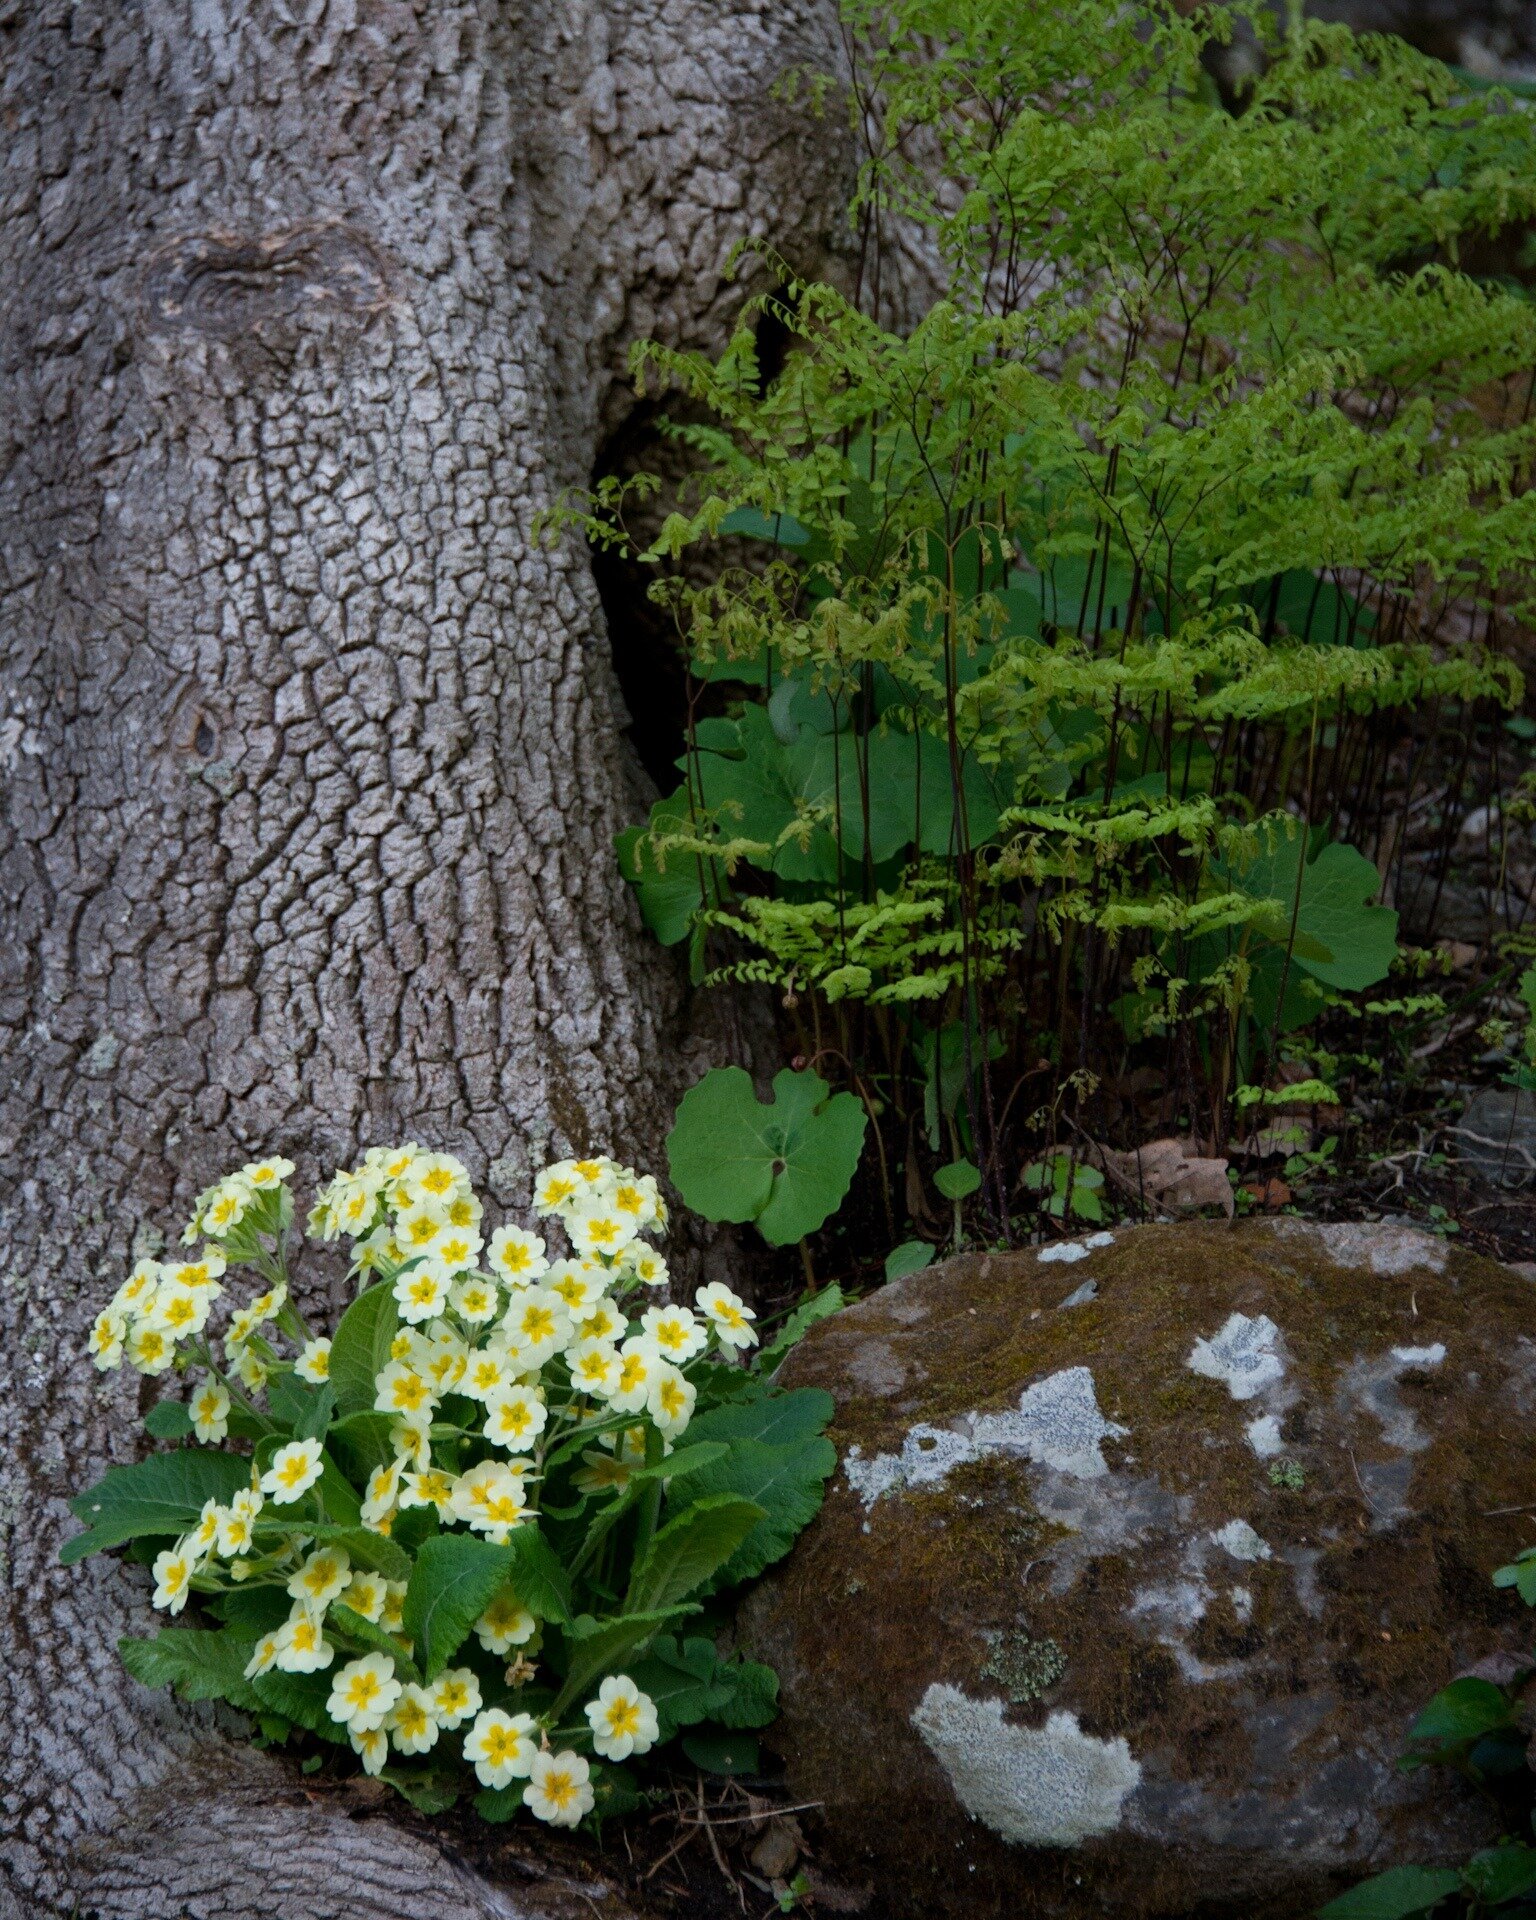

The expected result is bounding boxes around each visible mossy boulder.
[741,1220,1536,1919]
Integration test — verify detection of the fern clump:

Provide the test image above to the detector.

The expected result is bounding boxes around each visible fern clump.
[558,0,1536,1197]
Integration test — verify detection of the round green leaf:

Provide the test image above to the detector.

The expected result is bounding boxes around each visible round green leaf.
[667,1067,867,1246]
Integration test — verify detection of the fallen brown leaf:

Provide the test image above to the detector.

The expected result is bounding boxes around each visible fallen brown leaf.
[1089,1137,1234,1219]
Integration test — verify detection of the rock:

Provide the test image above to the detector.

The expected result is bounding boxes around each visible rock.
[1452,1087,1536,1188]
[742,1220,1536,1919]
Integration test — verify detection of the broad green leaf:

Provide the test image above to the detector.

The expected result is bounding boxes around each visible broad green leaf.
[625,1495,765,1614]
[669,1436,837,1588]
[934,1158,982,1200]
[64,1451,254,1563]
[1316,1866,1464,1919]
[686,1386,836,1452]
[667,1066,867,1246]
[1465,1846,1536,1905]
[506,1525,574,1624]
[885,1240,936,1282]
[143,1401,193,1440]
[1226,832,1399,993]
[119,1629,265,1713]
[693,705,841,884]
[474,1784,524,1824]
[715,1656,779,1729]
[402,1535,514,1681]
[1408,1677,1514,1746]
[551,1609,693,1719]
[209,1586,292,1635]
[328,1283,400,1417]
[616,790,717,948]
[718,506,812,547]
[251,1668,344,1741]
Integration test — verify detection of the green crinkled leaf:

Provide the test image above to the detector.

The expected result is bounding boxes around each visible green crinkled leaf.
[119,1629,266,1714]
[402,1534,515,1681]
[506,1525,574,1625]
[327,1605,421,1683]
[326,1411,397,1485]
[550,1609,694,1720]
[668,1436,837,1588]
[1316,1866,1464,1919]
[380,1767,460,1815]
[251,1668,345,1742]
[626,1635,781,1741]
[686,1386,836,1451]
[666,1066,867,1246]
[143,1400,194,1440]
[1465,1845,1536,1906]
[625,1495,765,1615]
[328,1283,400,1417]
[64,1450,255,1563]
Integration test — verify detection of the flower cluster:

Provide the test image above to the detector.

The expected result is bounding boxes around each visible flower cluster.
[88,1147,759,1825]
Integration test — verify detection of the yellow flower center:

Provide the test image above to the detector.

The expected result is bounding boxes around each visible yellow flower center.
[606,1699,641,1737]
[542,1768,576,1808]
[347,1673,381,1709]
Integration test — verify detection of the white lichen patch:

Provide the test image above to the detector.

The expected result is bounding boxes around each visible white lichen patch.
[1305,1221,1447,1277]
[844,1367,1127,1506]
[912,1686,1140,1847]
[1245,1414,1284,1457]
[1037,1231,1113,1266]
[1188,1312,1285,1401]
[1392,1343,1446,1368]
[1212,1519,1272,1562]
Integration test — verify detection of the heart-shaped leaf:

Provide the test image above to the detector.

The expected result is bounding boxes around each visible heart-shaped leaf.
[667,1066,867,1246]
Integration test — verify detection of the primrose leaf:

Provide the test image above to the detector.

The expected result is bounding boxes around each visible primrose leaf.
[119,1629,266,1714]
[328,1283,400,1417]
[64,1451,254,1563]
[625,1495,765,1614]
[667,1066,867,1246]
[667,1436,837,1588]
[402,1534,515,1681]
[1316,1866,1464,1919]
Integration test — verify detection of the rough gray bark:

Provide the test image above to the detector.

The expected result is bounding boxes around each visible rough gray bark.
[0,3,851,1914]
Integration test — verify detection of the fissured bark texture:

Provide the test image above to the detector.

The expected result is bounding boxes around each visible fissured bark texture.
[742,1220,1534,1920]
[0,4,850,1915]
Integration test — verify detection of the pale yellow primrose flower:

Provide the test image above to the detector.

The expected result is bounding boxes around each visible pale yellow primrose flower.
[295,1338,331,1383]
[486,1224,547,1285]
[89,1310,126,1371]
[190,1380,230,1443]
[475,1590,537,1655]
[464,1708,538,1789]
[261,1438,323,1505]
[387,1682,441,1755]
[151,1548,192,1614]
[327,1653,401,1733]
[287,1547,350,1609]
[524,1749,594,1827]
[431,1667,482,1728]
[342,1571,387,1623]
[482,1386,547,1453]
[641,1304,707,1363]
[585,1674,659,1762]
[696,1281,758,1349]
[274,1604,334,1674]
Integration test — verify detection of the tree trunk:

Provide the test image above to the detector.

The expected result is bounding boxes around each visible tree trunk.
[0,4,850,1913]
